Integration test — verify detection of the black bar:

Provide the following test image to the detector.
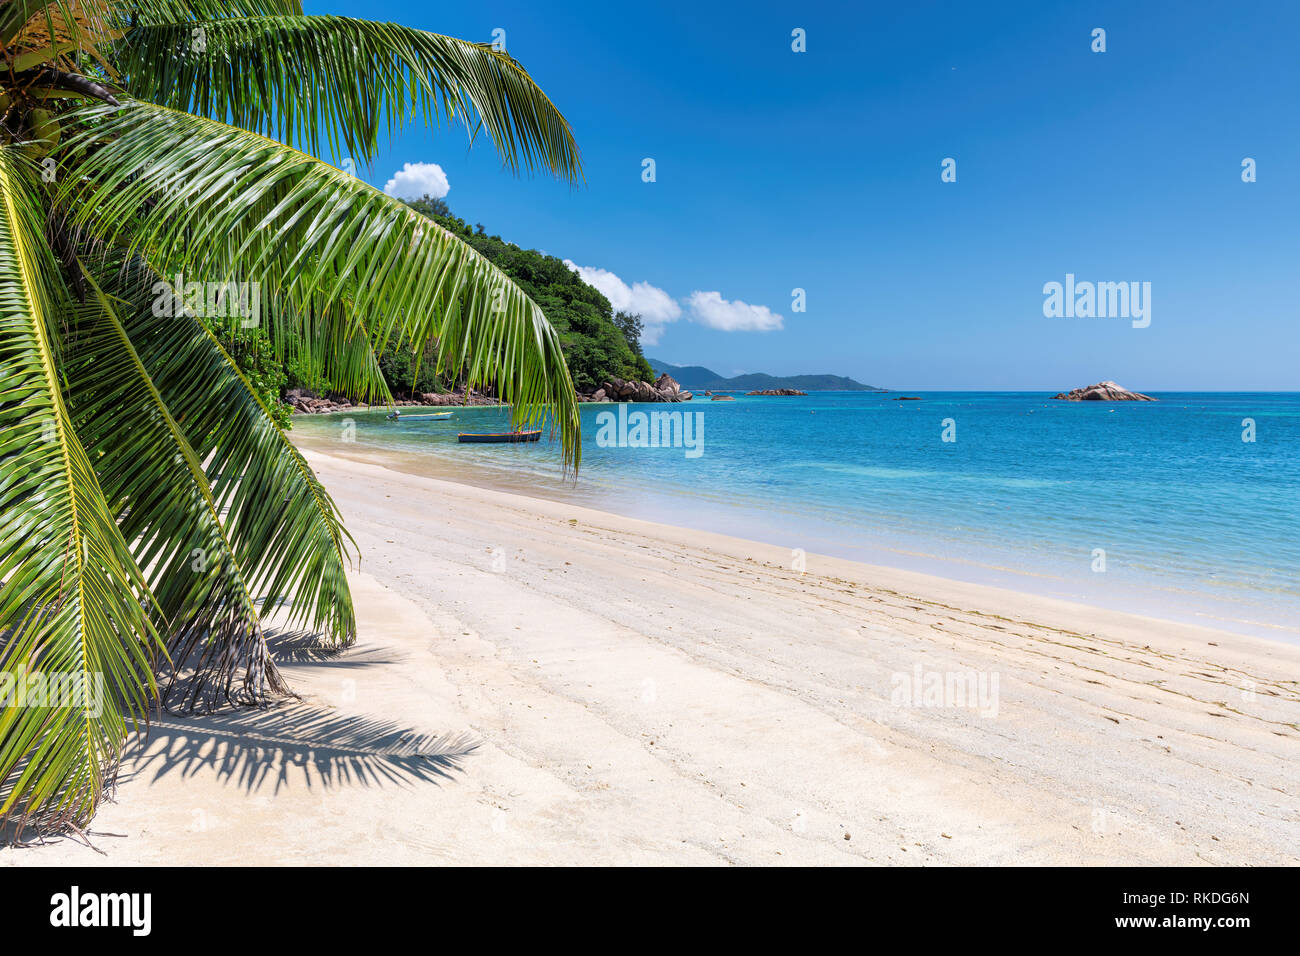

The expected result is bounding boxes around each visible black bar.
[0,866,1278,941]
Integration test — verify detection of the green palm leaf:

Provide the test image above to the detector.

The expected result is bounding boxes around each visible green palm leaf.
[0,145,160,828]
[115,13,582,174]
[127,1,304,21]
[277,294,392,403]
[144,300,358,650]
[61,260,293,711]
[96,259,357,705]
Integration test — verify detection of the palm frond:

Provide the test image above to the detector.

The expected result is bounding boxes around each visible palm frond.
[124,1,304,24]
[62,259,290,711]
[108,263,359,660]
[58,99,582,468]
[0,144,159,829]
[114,14,582,177]
[276,294,391,403]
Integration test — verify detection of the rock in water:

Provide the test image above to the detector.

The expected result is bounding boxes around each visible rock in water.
[1052,381,1156,402]
[654,373,681,395]
[589,373,692,402]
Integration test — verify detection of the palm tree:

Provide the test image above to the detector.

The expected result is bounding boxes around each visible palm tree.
[0,0,582,833]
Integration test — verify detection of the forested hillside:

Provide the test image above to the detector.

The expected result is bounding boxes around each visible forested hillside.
[398,197,653,393]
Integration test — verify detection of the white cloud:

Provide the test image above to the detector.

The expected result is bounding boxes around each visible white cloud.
[564,260,682,344]
[383,162,450,200]
[564,261,783,345]
[686,290,784,333]
[564,261,681,323]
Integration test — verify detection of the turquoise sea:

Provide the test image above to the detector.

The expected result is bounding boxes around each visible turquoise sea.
[292,392,1300,642]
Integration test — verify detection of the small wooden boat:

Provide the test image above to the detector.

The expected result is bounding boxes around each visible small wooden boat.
[457,429,542,444]
[387,410,453,421]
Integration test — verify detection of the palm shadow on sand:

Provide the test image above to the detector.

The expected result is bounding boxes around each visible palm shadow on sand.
[263,627,400,666]
[127,627,478,796]
[128,707,478,795]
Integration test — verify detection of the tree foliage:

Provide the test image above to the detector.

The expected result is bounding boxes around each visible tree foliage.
[402,196,653,392]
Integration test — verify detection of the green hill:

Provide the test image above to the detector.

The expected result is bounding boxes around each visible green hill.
[386,197,653,394]
[649,359,883,392]
[281,194,876,401]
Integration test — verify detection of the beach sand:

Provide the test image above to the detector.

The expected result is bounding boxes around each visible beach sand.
[4,447,1298,866]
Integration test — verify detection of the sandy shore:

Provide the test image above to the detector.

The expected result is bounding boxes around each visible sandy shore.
[4,448,1298,865]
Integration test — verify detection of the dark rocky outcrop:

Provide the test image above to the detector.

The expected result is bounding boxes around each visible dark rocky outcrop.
[412,390,502,407]
[579,374,693,403]
[291,374,704,414]
[285,387,501,414]
[285,389,356,415]
[1052,381,1156,402]
[745,388,807,396]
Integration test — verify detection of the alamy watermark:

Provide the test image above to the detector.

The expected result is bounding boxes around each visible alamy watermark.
[50,886,151,936]
[595,405,703,458]
[0,671,105,717]
[1043,273,1150,328]
[890,665,999,718]
[152,272,262,327]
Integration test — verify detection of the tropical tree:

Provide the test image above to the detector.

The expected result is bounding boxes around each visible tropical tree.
[0,0,581,833]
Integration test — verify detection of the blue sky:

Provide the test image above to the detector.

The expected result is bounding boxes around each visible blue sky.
[313,0,1299,390]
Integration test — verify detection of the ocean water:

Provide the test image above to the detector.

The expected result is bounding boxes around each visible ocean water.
[292,392,1300,642]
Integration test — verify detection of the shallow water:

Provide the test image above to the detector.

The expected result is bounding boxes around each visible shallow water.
[292,391,1300,642]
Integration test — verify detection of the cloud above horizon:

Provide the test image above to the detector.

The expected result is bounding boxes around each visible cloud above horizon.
[383,162,450,200]
[686,290,784,333]
[564,261,682,345]
[565,262,782,345]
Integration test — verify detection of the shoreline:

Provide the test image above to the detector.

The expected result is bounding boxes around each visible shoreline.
[299,436,1279,647]
[5,446,1298,865]
[288,416,1300,646]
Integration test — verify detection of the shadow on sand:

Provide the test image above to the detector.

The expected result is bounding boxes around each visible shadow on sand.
[127,705,478,795]
[125,626,478,795]
[264,628,401,667]
[1,628,476,847]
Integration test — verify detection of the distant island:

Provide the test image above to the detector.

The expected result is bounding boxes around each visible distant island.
[649,359,883,392]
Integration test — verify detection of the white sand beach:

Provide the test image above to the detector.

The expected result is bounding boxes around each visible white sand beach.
[4,447,1298,866]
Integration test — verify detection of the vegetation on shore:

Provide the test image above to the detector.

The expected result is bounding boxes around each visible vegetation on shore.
[271,196,653,407]
[295,195,651,399]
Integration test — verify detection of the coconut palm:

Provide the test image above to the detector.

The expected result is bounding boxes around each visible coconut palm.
[0,0,581,832]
